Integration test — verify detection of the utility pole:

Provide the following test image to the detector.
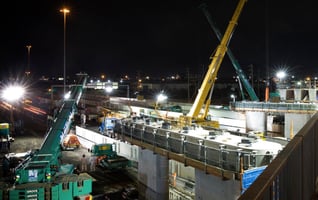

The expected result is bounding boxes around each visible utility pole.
[60,8,70,96]
[187,67,190,102]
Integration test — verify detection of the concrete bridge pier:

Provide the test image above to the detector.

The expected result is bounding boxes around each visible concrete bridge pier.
[284,113,314,139]
[138,148,169,199]
[246,111,266,133]
[195,169,241,200]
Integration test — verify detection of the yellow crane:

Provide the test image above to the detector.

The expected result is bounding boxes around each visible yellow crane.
[179,0,247,127]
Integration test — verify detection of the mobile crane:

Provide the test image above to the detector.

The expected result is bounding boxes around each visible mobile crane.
[1,74,93,200]
[179,0,247,127]
[199,2,259,102]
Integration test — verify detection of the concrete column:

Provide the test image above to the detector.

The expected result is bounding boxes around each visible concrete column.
[278,89,286,101]
[284,113,314,139]
[246,111,266,132]
[308,89,316,102]
[138,148,169,199]
[294,89,302,101]
[195,169,241,200]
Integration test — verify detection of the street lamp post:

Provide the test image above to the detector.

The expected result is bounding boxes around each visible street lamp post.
[155,92,167,110]
[230,94,236,103]
[26,45,32,76]
[60,8,70,96]
[276,70,286,89]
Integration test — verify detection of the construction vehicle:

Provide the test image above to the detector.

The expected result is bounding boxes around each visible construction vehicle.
[91,143,130,170]
[161,105,182,113]
[179,0,247,127]
[199,2,259,102]
[0,123,14,153]
[61,131,81,150]
[98,117,118,138]
[0,74,93,200]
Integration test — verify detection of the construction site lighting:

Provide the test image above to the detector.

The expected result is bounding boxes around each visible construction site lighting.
[157,93,167,102]
[64,91,71,99]
[2,85,25,102]
[105,86,113,93]
[230,94,236,102]
[276,71,286,80]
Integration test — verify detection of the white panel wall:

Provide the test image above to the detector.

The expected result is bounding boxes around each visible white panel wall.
[246,111,266,132]
[76,126,139,161]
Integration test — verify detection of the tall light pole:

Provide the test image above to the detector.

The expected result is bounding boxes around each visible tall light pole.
[60,8,70,95]
[25,45,32,76]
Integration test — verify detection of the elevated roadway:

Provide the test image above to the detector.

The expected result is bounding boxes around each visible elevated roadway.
[78,89,318,199]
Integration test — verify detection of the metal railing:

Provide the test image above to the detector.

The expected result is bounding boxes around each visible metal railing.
[238,112,318,200]
[231,101,318,113]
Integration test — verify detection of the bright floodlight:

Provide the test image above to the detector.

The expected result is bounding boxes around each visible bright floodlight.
[157,93,167,102]
[60,8,70,14]
[64,91,71,99]
[276,71,286,79]
[105,86,113,93]
[2,85,25,102]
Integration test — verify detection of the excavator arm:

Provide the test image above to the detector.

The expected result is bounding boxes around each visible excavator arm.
[179,0,247,126]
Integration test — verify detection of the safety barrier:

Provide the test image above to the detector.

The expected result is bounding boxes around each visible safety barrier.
[231,101,318,113]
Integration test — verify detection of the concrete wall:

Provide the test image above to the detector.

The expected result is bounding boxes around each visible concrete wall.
[138,148,169,199]
[284,113,314,139]
[246,111,266,132]
[75,126,139,161]
[170,160,195,182]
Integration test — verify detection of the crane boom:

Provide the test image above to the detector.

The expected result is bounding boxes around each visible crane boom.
[199,2,259,101]
[14,74,88,184]
[180,0,247,126]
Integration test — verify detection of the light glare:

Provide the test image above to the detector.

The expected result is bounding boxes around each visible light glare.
[276,71,286,79]
[105,86,113,93]
[2,86,25,102]
[157,93,167,102]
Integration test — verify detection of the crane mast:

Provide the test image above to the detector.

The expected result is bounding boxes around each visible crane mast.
[199,2,259,102]
[180,0,247,126]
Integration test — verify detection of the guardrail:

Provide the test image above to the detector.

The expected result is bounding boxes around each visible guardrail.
[231,101,318,113]
[238,112,318,199]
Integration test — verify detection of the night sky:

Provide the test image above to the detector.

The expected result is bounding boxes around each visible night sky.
[1,0,318,80]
